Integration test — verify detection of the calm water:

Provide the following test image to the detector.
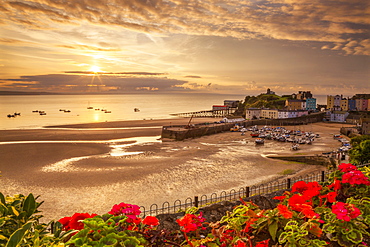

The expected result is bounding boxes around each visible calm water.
[0,93,245,129]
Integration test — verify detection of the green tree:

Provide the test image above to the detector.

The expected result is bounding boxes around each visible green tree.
[349,139,370,165]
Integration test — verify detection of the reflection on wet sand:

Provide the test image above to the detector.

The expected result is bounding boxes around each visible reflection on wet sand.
[0,122,348,222]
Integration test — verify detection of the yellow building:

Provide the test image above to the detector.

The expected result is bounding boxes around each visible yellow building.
[340,99,348,111]
[285,99,305,110]
[261,109,278,119]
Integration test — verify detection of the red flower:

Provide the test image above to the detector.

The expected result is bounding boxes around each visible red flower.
[292,181,308,194]
[338,163,357,173]
[234,240,247,247]
[108,202,141,218]
[255,239,270,247]
[332,202,361,222]
[309,224,323,237]
[142,216,159,226]
[288,194,312,212]
[277,204,293,219]
[58,213,97,231]
[301,206,318,219]
[321,192,337,203]
[176,212,206,233]
[292,181,321,198]
[342,170,370,185]
[328,179,341,191]
[273,195,286,201]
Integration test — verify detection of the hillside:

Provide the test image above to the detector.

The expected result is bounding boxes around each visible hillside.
[233,94,292,116]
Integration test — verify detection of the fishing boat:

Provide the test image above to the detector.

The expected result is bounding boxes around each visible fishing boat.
[250,132,259,137]
[134,108,140,112]
[255,138,264,144]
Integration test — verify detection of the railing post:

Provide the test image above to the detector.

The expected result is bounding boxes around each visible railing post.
[321,171,325,182]
[245,187,250,198]
[194,196,199,207]
[287,178,291,189]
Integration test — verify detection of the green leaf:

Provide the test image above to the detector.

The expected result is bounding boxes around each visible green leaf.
[278,232,288,243]
[0,203,7,216]
[5,221,33,247]
[268,220,278,241]
[23,194,36,218]
[345,229,363,244]
[0,193,5,204]
[0,235,9,241]
[10,206,19,217]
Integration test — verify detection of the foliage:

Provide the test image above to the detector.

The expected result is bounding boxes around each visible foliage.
[1,163,369,246]
[0,193,71,247]
[235,94,291,117]
[349,138,370,165]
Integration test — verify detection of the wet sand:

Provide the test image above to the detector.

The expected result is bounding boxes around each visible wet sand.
[0,120,350,222]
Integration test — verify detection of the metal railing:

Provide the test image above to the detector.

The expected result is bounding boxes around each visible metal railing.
[139,163,368,217]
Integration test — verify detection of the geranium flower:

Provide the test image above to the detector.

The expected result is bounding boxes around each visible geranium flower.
[288,194,312,212]
[338,163,357,173]
[58,213,97,231]
[292,181,321,198]
[234,240,247,247]
[142,216,159,226]
[342,170,370,185]
[109,202,141,218]
[273,195,286,201]
[324,191,337,203]
[255,239,270,247]
[277,204,293,219]
[292,181,308,194]
[328,179,341,191]
[332,202,361,222]
[176,212,206,233]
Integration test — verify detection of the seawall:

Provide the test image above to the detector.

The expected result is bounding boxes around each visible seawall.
[162,112,326,141]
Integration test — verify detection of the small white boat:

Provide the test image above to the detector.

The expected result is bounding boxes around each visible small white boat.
[255,138,264,144]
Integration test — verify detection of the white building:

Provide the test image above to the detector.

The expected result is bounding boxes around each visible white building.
[245,108,261,120]
[278,109,290,119]
[329,111,350,122]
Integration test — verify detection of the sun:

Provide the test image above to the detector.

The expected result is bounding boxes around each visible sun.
[90,65,101,73]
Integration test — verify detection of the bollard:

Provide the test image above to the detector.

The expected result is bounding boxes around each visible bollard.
[287,178,291,189]
[321,171,325,182]
[194,196,199,208]
[245,187,250,198]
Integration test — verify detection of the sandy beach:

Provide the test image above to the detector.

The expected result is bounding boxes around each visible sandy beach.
[0,119,350,222]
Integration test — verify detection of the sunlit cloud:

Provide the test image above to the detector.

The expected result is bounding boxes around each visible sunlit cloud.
[0,0,368,95]
[2,0,368,55]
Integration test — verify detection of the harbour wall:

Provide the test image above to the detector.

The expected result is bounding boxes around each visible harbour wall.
[267,155,339,168]
[162,112,326,141]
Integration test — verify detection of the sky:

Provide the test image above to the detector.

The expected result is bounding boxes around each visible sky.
[0,0,369,96]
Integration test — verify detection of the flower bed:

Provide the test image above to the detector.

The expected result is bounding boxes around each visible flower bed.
[1,163,369,246]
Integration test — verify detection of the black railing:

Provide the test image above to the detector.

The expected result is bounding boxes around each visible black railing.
[140,164,368,217]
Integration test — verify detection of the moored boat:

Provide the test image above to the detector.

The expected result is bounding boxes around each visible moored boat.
[255,138,264,144]
[250,132,259,137]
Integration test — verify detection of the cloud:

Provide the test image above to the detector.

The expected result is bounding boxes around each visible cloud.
[2,0,368,55]
[64,71,167,76]
[0,73,190,93]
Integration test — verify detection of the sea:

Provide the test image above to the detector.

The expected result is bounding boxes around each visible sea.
[0,93,328,130]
